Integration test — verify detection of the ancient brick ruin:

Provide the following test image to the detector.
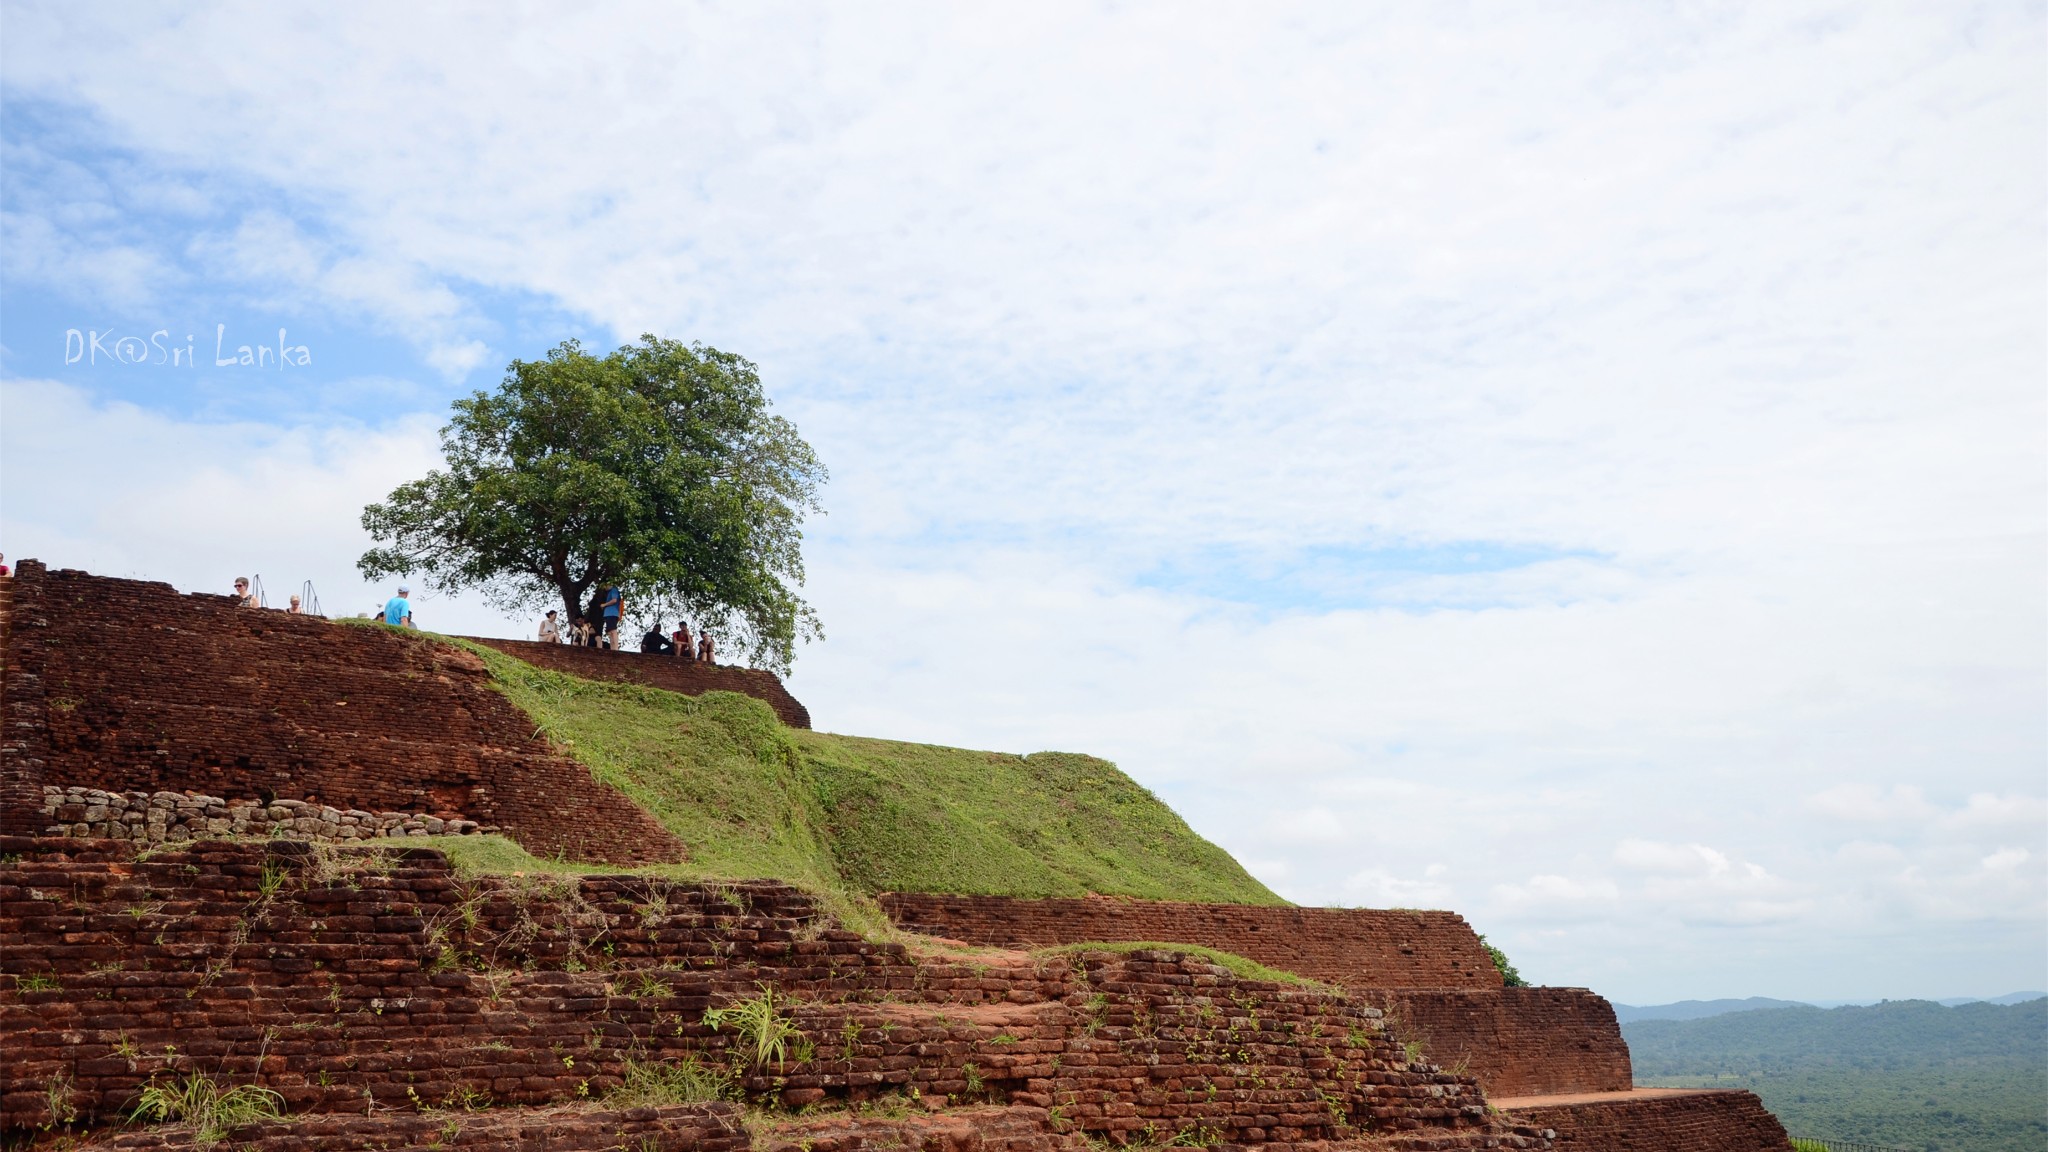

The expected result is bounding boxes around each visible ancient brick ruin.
[464,637,812,729]
[878,896,1631,1101]
[38,786,493,844]
[0,563,1794,1150]
[1,563,684,864]
[5,837,1549,1150]
[878,895,1506,990]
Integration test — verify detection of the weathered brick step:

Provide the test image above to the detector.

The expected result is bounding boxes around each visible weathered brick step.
[754,1104,1080,1152]
[61,1100,744,1150]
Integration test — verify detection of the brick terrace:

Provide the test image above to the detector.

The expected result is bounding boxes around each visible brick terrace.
[0,563,684,864]
[1499,1089,1794,1151]
[4,838,1555,1151]
[878,895,1633,1101]
[464,637,811,729]
[879,894,1501,991]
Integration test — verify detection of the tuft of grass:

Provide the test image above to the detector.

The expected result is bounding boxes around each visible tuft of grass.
[129,1073,285,1145]
[1038,941,1338,992]
[453,640,1281,907]
[607,1057,734,1106]
[425,833,610,879]
[706,985,808,1071]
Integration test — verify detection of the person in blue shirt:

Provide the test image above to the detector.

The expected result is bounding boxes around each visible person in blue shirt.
[598,585,622,646]
[383,586,414,629]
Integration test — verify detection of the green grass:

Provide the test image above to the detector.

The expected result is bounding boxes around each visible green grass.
[1035,941,1337,991]
[426,833,614,877]
[453,640,1282,909]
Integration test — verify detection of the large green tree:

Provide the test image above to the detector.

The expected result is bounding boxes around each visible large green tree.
[359,335,826,673]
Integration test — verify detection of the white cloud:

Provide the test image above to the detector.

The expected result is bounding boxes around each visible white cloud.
[0,377,512,635]
[1344,867,1457,909]
[184,212,492,381]
[1981,847,2031,873]
[1806,784,1937,824]
[1260,808,1350,845]
[1615,840,1733,876]
[1489,875,1621,920]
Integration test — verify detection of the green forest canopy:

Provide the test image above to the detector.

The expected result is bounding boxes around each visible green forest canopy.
[1627,998,2047,1152]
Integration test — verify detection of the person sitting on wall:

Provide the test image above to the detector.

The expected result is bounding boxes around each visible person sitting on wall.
[233,576,260,607]
[641,621,675,655]
[672,620,693,660]
[538,610,561,643]
[697,631,715,665]
[383,585,414,628]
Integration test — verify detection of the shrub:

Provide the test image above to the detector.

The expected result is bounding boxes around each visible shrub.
[1477,935,1526,987]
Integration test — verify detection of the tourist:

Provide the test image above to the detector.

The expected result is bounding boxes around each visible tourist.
[233,577,260,608]
[640,621,675,655]
[697,631,715,665]
[597,584,623,646]
[383,585,414,628]
[538,610,561,643]
[672,620,693,660]
[0,553,10,576]
[287,594,303,614]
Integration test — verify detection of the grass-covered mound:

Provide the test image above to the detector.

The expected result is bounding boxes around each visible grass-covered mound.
[459,641,1282,907]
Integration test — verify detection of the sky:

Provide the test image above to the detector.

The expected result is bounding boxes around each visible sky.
[1,2,2042,1005]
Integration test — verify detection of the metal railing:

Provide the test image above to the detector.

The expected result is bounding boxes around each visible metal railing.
[1791,1138,1916,1152]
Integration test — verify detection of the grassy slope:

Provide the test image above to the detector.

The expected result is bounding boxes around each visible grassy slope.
[458,641,1282,907]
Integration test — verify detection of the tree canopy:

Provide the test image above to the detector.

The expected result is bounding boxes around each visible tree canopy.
[360,336,826,673]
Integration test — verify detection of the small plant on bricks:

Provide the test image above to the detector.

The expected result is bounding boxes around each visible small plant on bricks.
[129,1073,285,1145]
[705,984,808,1072]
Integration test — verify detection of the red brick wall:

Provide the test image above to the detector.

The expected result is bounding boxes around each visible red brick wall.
[1369,988,1632,1097]
[3,837,1553,1152]
[465,637,811,729]
[878,896,1636,1101]
[1509,1090,1792,1152]
[0,563,682,865]
[879,892,1504,990]
[87,1102,748,1151]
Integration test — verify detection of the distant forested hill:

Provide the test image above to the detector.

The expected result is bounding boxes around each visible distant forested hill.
[1625,999,2046,1152]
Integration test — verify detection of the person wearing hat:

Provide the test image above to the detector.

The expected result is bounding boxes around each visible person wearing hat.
[383,585,414,628]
